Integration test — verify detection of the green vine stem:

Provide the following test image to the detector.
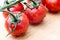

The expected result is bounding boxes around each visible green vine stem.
[2,10,18,22]
[0,0,23,10]
[5,0,9,4]
[24,2,30,8]
[31,0,37,5]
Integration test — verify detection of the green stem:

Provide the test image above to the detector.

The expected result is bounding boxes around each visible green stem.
[2,10,18,21]
[31,0,37,5]
[8,11,18,22]
[5,0,10,11]
[30,0,38,8]
[5,0,9,4]
[24,2,30,8]
[0,0,22,10]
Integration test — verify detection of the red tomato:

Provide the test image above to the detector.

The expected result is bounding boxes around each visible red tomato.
[45,0,60,12]
[25,4,46,24]
[5,13,29,37]
[42,0,46,5]
[3,3,24,18]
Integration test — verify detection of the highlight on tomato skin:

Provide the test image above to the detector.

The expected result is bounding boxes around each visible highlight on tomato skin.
[5,13,29,37]
[25,4,46,24]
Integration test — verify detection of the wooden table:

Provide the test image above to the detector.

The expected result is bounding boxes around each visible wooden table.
[0,12,60,40]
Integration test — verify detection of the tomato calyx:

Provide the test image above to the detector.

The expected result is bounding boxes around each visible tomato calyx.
[24,0,38,8]
[31,0,42,8]
[24,0,41,8]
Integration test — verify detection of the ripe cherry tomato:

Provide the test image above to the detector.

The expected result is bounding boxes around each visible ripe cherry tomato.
[42,0,46,5]
[45,0,60,12]
[25,4,46,24]
[3,3,24,18]
[5,12,29,37]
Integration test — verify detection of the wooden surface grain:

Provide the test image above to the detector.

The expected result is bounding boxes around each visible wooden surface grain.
[0,12,60,40]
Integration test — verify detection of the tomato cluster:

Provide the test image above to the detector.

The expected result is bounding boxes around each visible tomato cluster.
[1,0,46,37]
[1,0,60,37]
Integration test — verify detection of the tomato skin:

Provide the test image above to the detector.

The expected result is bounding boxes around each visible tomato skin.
[3,12,9,18]
[42,0,46,5]
[45,0,60,13]
[9,3,24,12]
[5,13,29,37]
[25,4,46,24]
[3,3,24,18]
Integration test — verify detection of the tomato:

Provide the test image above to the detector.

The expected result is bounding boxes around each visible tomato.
[25,4,46,24]
[45,0,60,13]
[42,0,46,5]
[3,3,24,18]
[5,12,29,37]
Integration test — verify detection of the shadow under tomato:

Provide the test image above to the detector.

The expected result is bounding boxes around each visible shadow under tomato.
[48,11,60,14]
[10,32,26,38]
[8,31,31,40]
